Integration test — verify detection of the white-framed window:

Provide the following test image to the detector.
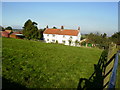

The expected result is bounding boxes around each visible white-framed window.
[52,34,55,37]
[63,35,65,38]
[47,39,49,41]
[70,36,72,39]
[62,40,66,44]
[47,34,49,36]
[52,39,55,42]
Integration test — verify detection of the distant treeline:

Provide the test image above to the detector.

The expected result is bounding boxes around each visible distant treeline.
[81,32,120,49]
[1,19,120,49]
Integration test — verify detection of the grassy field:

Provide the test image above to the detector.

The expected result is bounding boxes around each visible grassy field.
[2,37,102,88]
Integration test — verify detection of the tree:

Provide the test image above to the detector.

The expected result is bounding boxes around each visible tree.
[52,26,57,29]
[2,27,5,31]
[0,26,5,31]
[22,19,39,40]
[102,33,107,38]
[81,35,86,40]
[110,32,120,45]
[81,41,86,46]
[87,32,110,49]
[87,33,96,44]
[38,29,44,40]
[5,26,12,30]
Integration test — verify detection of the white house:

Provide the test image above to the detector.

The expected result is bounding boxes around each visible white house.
[43,26,81,46]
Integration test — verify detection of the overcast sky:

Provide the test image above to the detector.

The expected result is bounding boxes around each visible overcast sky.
[2,2,118,36]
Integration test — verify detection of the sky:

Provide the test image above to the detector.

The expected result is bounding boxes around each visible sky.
[1,0,120,2]
[2,2,118,36]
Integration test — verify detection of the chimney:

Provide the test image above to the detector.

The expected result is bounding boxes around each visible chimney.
[78,27,80,30]
[46,25,49,29]
[61,26,64,29]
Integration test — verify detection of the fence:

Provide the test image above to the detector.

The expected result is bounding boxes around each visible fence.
[108,51,119,89]
[77,44,119,89]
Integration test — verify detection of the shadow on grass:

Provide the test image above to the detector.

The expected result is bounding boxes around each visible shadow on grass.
[77,49,110,90]
[2,77,29,90]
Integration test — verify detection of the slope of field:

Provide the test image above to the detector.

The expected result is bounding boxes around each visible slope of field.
[2,37,102,88]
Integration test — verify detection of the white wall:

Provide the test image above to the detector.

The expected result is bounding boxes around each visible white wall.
[43,31,81,46]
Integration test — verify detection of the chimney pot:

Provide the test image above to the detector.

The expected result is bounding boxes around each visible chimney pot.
[46,25,48,29]
[78,27,80,30]
[61,26,64,29]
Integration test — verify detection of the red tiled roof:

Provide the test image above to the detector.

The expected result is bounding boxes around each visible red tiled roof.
[44,29,61,34]
[1,31,9,37]
[43,28,79,36]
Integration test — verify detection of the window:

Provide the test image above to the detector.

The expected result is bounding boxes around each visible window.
[62,40,66,44]
[52,39,55,42]
[47,34,49,36]
[70,36,72,39]
[63,35,65,38]
[52,34,55,37]
[47,39,49,41]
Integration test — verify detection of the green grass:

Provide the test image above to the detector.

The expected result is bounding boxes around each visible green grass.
[2,37,102,88]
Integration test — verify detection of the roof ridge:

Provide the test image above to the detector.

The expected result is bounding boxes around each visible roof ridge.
[44,28,79,36]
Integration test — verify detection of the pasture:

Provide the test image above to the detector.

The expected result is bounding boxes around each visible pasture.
[2,37,102,88]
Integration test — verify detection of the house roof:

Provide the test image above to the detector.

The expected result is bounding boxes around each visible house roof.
[43,28,79,36]
[1,31,9,34]
[1,31,9,37]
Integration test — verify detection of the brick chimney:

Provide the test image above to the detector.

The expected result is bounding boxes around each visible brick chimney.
[46,25,48,29]
[78,27,80,30]
[61,26,64,29]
